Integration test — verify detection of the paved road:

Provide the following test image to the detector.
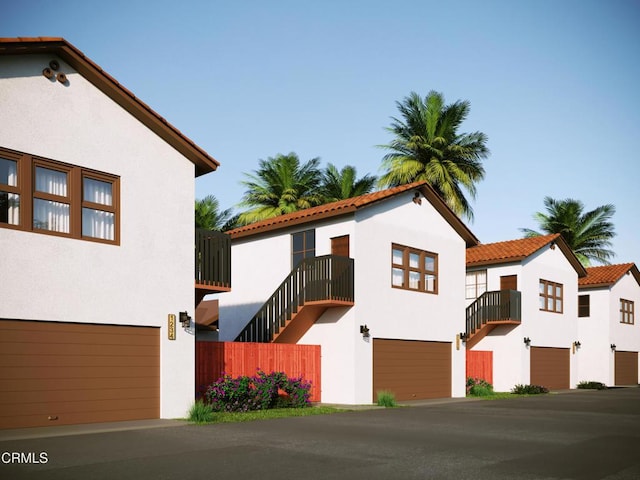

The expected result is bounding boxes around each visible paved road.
[1,388,639,479]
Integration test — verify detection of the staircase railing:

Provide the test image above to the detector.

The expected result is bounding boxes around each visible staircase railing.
[235,255,354,342]
[466,289,521,336]
[195,228,231,289]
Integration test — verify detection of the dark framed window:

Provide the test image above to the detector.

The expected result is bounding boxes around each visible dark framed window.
[620,299,634,325]
[578,295,590,318]
[539,279,563,313]
[466,270,487,299]
[292,229,315,267]
[391,243,438,294]
[0,146,120,244]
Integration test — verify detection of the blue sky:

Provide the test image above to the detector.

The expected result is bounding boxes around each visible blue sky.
[4,0,639,264]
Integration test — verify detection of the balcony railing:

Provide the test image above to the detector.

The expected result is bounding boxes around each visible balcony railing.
[195,229,231,291]
[466,289,521,336]
[235,255,354,343]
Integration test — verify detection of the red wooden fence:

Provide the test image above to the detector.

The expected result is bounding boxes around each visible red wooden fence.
[195,342,322,402]
[466,350,493,385]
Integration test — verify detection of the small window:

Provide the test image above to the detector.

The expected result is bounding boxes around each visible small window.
[0,156,20,225]
[620,299,634,325]
[292,229,315,267]
[466,270,487,299]
[578,295,590,318]
[539,279,563,313]
[391,243,438,294]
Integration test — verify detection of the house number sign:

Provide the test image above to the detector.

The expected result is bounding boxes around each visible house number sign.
[168,314,176,340]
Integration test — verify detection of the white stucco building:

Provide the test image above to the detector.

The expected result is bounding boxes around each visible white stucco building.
[217,181,479,404]
[465,234,587,392]
[0,38,223,429]
[577,263,640,386]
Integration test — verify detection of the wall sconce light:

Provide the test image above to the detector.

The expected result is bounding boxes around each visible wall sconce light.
[412,192,422,205]
[459,332,467,342]
[573,341,581,349]
[359,325,370,338]
[179,311,192,329]
[523,337,531,346]
[610,344,616,351]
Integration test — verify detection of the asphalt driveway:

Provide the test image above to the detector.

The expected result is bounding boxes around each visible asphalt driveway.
[1,388,639,480]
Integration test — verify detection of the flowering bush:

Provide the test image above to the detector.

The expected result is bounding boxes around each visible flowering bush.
[466,377,494,396]
[204,370,312,412]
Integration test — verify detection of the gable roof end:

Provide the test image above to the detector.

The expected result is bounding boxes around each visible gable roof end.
[0,37,219,177]
[579,263,640,289]
[227,181,480,247]
[466,233,587,277]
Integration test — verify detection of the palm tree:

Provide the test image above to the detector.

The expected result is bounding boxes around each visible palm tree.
[521,197,616,266]
[195,195,236,231]
[320,163,377,202]
[379,90,489,221]
[237,153,324,225]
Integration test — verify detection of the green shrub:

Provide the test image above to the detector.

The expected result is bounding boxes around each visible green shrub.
[466,377,495,396]
[376,390,397,407]
[577,381,607,390]
[204,370,312,412]
[188,400,216,423]
[511,384,549,395]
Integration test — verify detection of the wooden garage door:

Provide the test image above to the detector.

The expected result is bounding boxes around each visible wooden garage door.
[615,351,638,386]
[530,346,570,390]
[373,339,451,401]
[0,320,160,429]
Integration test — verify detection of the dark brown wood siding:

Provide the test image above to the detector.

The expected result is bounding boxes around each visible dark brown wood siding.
[530,346,570,390]
[0,320,160,429]
[331,235,350,257]
[500,275,517,291]
[373,339,451,401]
[615,351,638,386]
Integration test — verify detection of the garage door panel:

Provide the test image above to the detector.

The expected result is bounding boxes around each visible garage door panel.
[373,339,451,401]
[615,351,638,386]
[0,320,160,429]
[530,347,570,390]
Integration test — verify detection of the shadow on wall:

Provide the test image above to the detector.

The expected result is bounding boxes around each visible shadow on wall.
[218,302,263,341]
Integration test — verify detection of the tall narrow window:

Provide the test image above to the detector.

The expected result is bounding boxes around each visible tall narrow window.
[292,229,315,267]
[82,176,116,240]
[0,156,20,225]
[578,295,590,318]
[33,165,70,233]
[620,299,634,325]
[466,270,487,299]
[391,244,438,294]
[539,279,563,313]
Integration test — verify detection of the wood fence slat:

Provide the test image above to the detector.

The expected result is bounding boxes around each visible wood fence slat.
[466,350,493,385]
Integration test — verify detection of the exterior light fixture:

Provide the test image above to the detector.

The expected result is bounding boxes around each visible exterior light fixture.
[179,311,192,329]
[459,332,467,342]
[359,325,370,338]
[573,341,581,348]
[523,337,531,346]
[610,344,616,351]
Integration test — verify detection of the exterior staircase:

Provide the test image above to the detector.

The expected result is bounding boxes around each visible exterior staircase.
[235,255,354,343]
[465,290,521,349]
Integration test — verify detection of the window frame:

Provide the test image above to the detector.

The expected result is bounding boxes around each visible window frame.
[539,279,563,313]
[391,243,438,294]
[465,270,487,300]
[620,299,635,325]
[578,294,590,318]
[291,229,315,268]
[0,146,120,245]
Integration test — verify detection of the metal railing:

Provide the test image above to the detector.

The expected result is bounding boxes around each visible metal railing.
[235,255,354,342]
[466,289,521,336]
[195,229,231,289]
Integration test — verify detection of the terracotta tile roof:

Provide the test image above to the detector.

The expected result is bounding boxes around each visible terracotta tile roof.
[579,263,640,288]
[466,233,561,265]
[0,37,218,176]
[466,233,587,277]
[227,181,479,246]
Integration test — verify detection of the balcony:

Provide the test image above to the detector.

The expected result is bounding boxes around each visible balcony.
[195,229,231,302]
[465,289,521,349]
[235,255,354,343]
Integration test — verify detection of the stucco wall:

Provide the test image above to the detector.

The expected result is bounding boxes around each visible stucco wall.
[0,54,196,419]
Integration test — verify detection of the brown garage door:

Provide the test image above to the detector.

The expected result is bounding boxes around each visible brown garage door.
[615,351,638,386]
[0,320,160,429]
[373,339,451,401]
[530,346,570,390]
